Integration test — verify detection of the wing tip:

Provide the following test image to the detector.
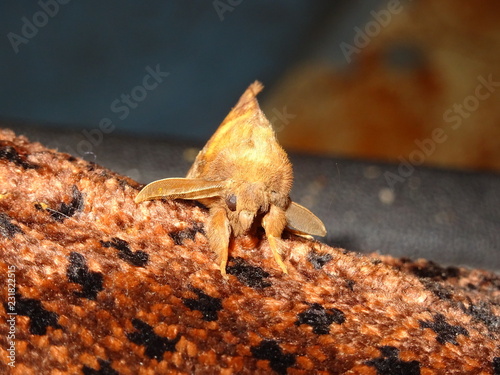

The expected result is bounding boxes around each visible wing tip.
[317,225,327,237]
[248,80,264,96]
[307,222,327,237]
[286,201,328,237]
[135,183,159,203]
[235,81,264,109]
[134,190,147,204]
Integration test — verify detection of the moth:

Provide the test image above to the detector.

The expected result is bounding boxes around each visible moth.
[135,81,326,277]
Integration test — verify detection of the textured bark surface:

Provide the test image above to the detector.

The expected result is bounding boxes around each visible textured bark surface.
[0,129,499,374]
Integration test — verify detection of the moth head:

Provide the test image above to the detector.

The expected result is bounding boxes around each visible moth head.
[224,181,289,236]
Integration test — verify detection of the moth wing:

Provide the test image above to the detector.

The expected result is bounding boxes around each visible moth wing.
[135,178,225,203]
[186,81,266,179]
[197,81,264,160]
[285,201,327,237]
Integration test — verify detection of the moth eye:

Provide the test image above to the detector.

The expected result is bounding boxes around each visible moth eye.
[226,194,237,211]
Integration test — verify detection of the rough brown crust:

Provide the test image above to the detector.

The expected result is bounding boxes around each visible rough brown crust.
[0,129,499,374]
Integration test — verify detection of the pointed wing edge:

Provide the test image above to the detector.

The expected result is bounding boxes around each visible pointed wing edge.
[285,201,327,237]
[135,178,225,203]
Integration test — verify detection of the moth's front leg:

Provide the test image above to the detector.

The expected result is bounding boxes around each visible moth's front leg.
[206,206,231,278]
[262,204,288,274]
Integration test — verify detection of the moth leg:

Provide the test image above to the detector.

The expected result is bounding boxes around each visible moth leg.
[262,205,288,274]
[207,206,231,278]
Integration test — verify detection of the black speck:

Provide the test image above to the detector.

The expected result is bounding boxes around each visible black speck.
[419,313,469,345]
[82,359,118,375]
[346,279,355,291]
[127,318,180,360]
[0,212,23,238]
[463,302,500,332]
[0,143,38,169]
[67,252,104,300]
[4,292,61,335]
[421,280,453,301]
[251,340,296,375]
[86,162,96,172]
[366,346,420,375]
[51,185,84,222]
[410,261,459,281]
[307,251,333,269]
[169,223,204,245]
[183,288,222,322]
[227,257,271,288]
[466,283,477,290]
[101,237,148,267]
[295,303,345,334]
[493,357,500,375]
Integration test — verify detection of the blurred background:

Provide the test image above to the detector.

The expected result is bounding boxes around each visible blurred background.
[1,0,499,270]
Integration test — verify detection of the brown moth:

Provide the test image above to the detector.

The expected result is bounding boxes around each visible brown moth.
[135,81,326,277]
